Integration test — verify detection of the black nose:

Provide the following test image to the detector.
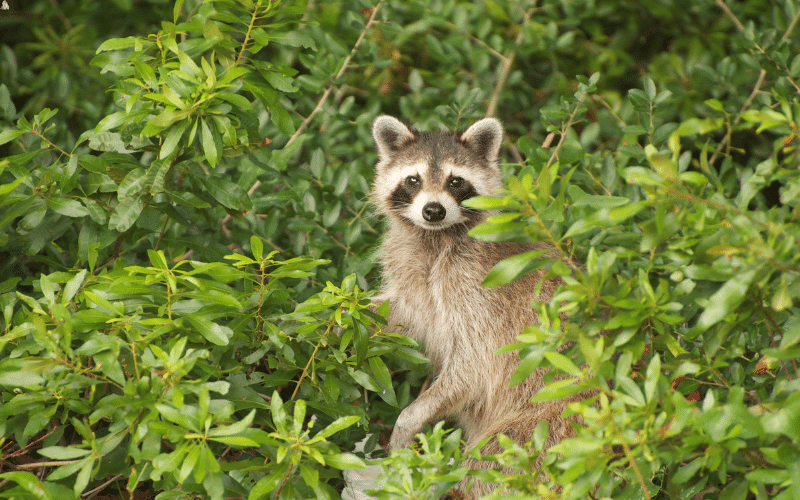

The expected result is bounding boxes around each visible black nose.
[422,202,446,222]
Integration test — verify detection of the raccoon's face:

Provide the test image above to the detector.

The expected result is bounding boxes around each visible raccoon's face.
[371,116,504,231]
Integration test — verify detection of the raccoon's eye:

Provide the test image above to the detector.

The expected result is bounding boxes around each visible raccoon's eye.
[404,176,420,188]
[448,177,464,189]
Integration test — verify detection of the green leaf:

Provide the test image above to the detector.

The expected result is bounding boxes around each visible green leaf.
[160,120,188,159]
[196,176,250,210]
[323,453,369,470]
[248,462,289,500]
[0,128,26,145]
[247,83,295,136]
[39,273,55,303]
[48,198,89,218]
[745,468,789,484]
[617,376,645,406]
[563,200,650,238]
[61,270,87,305]
[544,351,581,377]
[644,354,661,403]
[0,369,45,387]
[208,410,255,437]
[530,378,584,402]
[141,108,190,136]
[207,436,260,447]
[38,446,91,460]
[0,472,55,500]
[688,270,756,338]
[183,313,232,345]
[156,403,195,429]
[462,195,512,210]
[368,356,398,406]
[350,369,380,392]
[568,185,629,207]
[167,190,211,208]
[118,168,146,199]
[299,463,319,489]
[645,144,676,179]
[200,118,219,167]
[311,416,360,441]
[482,249,550,287]
[109,195,143,232]
[180,444,200,483]
[271,134,306,170]
[96,36,137,52]
[250,235,263,260]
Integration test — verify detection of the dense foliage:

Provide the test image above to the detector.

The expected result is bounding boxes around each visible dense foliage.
[0,0,798,499]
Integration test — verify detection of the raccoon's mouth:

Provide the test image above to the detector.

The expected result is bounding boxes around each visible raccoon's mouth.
[419,221,456,230]
[415,217,471,231]
[397,214,457,231]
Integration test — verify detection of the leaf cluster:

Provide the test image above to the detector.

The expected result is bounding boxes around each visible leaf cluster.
[1,0,799,499]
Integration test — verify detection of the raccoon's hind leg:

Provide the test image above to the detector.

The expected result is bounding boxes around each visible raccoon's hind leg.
[455,410,582,498]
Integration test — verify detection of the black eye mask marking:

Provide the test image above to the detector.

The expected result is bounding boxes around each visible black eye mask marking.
[389,175,420,210]
[446,175,477,204]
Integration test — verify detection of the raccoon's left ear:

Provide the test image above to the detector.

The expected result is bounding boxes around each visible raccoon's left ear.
[460,118,504,165]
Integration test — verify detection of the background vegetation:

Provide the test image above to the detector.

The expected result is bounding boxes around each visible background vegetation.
[0,0,798,499]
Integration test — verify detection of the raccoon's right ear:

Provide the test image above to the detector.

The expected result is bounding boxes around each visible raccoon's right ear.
[460,118,504,165]
[373,116,415,159]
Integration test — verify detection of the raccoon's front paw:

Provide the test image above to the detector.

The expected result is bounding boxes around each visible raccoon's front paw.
[388,411,419,451]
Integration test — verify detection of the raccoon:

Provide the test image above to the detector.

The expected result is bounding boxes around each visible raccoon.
[370,116,588,497]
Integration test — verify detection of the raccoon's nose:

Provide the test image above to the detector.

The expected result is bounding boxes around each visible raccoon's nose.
[422,202,446,222]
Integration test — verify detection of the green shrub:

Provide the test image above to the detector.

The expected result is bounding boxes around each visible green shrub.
[1,0,798,499]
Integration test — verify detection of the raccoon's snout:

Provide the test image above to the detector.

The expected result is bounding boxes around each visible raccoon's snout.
[422,202,446,222]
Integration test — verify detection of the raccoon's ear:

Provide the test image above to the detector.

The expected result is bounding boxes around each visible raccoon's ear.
[373,116,415,159]
[460,118,503,164]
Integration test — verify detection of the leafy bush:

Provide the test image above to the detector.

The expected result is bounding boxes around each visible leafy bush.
[1,0,799,499]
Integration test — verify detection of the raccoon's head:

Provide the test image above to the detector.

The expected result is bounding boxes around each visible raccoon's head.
[371,116,504,231]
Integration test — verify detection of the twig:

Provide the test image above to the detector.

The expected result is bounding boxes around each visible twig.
[487,7,535,117]
[612,422,651,500]
[3,426,59,459]
[441,21,505,61]
[714,0,745,31]
[14,459,82,469]
[218,0,385,233]
[243,0,385,199]
[546,90,588,168]
[82,474,124,499]
[709,1,800,166]
[154,214,170,251]
[235,1,263,68]
[29,124,71,158]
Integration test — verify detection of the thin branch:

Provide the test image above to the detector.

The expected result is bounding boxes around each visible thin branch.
[14,459,82,469]
[244,0,385,199]
[154,214,170,251]
[612,422,652,500]
[82,474,124,500]
[546,90,588,168]
[442,20,505,60]
[235,1,263,68]
[3,426,59,459]
[487,7,535,117]
[714,0,745,31]
[709,1,800,165]
[29,126,71,158]
[291,323,332,400]
[783,8,800,42]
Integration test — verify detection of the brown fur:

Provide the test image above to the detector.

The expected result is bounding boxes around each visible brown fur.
[371,116,588,498]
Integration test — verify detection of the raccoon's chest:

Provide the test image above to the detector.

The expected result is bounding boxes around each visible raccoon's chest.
[383,240,490,355]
